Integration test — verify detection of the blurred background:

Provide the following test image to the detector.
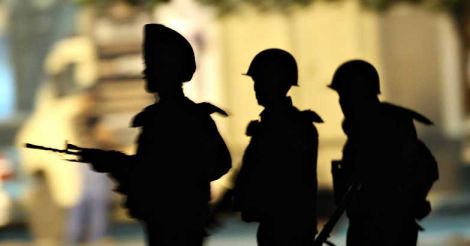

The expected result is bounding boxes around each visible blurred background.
[0,0,469,245]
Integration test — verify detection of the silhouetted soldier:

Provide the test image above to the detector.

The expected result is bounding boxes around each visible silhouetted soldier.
[234,49,322,246]
[329,60,438,246]
[77,24,231,246]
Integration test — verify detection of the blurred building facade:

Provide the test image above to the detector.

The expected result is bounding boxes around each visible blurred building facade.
[0,0,467,226]
[206,1,464,193]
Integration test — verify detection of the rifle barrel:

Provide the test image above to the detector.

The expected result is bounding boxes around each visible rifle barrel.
[24,143,79,155]
[25,143,60,152]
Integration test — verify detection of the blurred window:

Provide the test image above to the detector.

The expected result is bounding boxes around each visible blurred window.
[0,36,14,120]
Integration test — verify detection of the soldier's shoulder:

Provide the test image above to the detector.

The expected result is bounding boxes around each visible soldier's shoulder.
[196,102,229,117]
[246,120,260,136]
[131,103,161,127]
[299,109,324,124]
[380,102,433,126]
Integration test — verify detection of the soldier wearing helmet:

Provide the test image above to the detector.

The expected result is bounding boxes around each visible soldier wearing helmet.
[329,60,381,121]
[329,60,437,246]
[77,24,231,246]
[329,59,380,94]
[234,48,322,246]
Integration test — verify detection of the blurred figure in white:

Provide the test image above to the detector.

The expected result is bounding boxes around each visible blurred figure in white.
[16,1,155,244]
[15,33,111,245]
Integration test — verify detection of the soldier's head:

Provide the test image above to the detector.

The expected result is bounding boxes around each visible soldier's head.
[329,60,380,116]
[244,48,298,107]
[143,24,196,94]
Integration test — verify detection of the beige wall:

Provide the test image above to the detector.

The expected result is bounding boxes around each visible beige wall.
[151,0,460,191]
[217,0,382,188]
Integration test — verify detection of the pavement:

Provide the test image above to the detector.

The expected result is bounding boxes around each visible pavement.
[1,212,470,246]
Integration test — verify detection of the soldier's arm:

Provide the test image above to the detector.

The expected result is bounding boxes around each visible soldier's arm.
[209,118,232,181]
[301,117,320,233]
[198,103,232,181]
[299,110,322,178]
[80,148,135,193]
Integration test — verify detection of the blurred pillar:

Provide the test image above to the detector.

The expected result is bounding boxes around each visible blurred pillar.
[378,4,461,191]
[0,4,14,120]
[437,14,464,139]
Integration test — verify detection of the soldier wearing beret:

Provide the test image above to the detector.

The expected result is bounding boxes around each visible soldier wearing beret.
[78,24,231,246]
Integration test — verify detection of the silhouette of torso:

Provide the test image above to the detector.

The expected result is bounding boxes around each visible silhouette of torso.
[74,23,232,246]
[116,96,231,229]
[235,97,320,243]
[341,102,426,246]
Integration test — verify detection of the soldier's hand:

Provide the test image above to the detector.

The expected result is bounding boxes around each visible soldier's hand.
[78,148,103,163]
[78,149,125,173]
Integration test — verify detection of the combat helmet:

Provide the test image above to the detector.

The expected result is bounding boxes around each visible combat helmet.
[144,24,196,83]
[328,60,380,95]
[244,48,298,86]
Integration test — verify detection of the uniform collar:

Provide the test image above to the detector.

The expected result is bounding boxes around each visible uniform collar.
[131,96,193,127]
[157,95,192,107]
[260,97,294,119]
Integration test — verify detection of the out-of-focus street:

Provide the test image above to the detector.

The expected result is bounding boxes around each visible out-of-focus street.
[2,209,470,246]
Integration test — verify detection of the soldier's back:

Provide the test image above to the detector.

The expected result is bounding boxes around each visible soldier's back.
[344,102,431,246]
[237,100,321,222]
[344,102,420,190]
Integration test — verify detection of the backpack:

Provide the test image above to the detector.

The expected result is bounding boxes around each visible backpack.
[384,103,439,220]
[407,139,439,219]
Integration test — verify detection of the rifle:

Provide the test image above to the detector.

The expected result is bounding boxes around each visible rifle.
[314,160,361,246]
[24,141,85,162]
[313,181,361,246]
